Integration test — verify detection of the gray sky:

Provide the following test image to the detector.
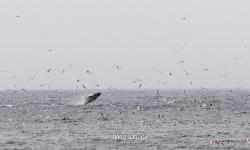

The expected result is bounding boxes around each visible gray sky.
[0,0,250,89]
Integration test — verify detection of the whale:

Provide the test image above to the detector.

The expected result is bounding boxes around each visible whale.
[83,92,101,105]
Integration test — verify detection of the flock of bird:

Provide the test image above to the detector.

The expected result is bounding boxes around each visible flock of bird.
[0,14,247,149]
[0,46,242,94]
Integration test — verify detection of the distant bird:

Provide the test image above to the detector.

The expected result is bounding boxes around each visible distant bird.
[20,89,27,93]
[0,70,9,73]
[46,69,52,73]
[136,79,142,82]
[115,65,122,70]
[82,84,87,89]
[48,49,55,52]
[138,83,143,88]
[153,68,163,74]
[178,60,185,64]
[182,17,187,20]
[83,92,101,105]
[96,84,100,88]
[11,76,16,80]
[86,70,93,75]
[219,73,230,77]
[39,84,49,89]
[40,35,46,39]
[16,15,20,18]
[60,69,66,74]
[133,78,143,88]
[68,64,73,67]
[158,80,167,85]
[201,87,209,90]
[233,57,242,60]
[203,68,208,71]
[29,75,37,80]
[13,89,27,94]
[183,69,189,76]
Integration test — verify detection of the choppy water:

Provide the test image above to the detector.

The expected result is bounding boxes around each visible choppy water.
[1,89,250,150]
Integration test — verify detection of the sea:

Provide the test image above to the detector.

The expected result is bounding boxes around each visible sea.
[0,89,250,150]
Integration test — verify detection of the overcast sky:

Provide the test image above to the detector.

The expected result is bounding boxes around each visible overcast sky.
[0,0,250,89]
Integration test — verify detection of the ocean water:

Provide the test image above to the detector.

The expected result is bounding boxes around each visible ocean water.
[0,89,250,150]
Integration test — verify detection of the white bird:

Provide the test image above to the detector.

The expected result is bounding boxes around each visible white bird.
[48,49,55,52]
[115,65,122,70]
[86,70,93,75]
[178,60,185,64]
[46,69,52,73]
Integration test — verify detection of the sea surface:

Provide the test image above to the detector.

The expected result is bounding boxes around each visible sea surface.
[1,89,250,150]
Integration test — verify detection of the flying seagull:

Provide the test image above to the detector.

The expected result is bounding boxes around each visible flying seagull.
[178,60,185,64]
[203,68,209,71]
[82,84,87,89]
[153,68,163,74]
[60,69,66,74]
[86,70,93,75]
[48,49,55,52]
[46,69,52,73]
[115,65,122,71]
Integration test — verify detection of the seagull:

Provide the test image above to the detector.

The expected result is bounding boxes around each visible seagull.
[82,84,87,89]
[0,70,9,73]
[178,60,185,64]
[115,65,122,71]
[86,70,93,75]
[203,68,208,71]
[183,69,189,76]
[20,89,27,93]
[158,80,167,85]
[153,68,163,74]
[48,49,55,52]
[136,79,142,82]
[138,83,143,88]
[219,73,231,77]
[201,87,209,90]
[46,69,52,73]
[29,75,37,80]
[60,69,66,74]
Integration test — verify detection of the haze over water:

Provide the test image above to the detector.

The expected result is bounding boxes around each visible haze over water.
[1,1,250,149]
